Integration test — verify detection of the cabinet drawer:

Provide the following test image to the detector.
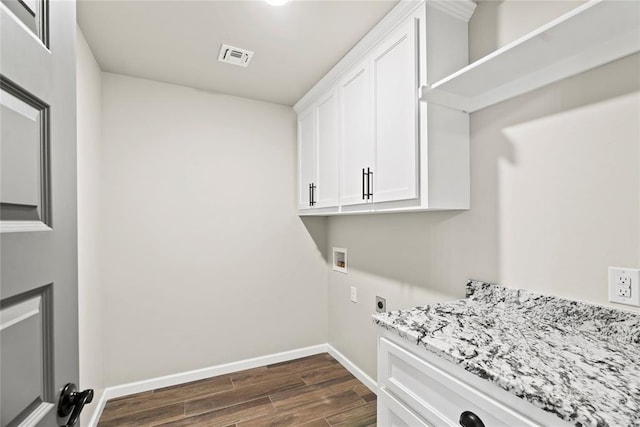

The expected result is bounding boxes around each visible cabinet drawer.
[378,388,430,427]
[379,337,538,427]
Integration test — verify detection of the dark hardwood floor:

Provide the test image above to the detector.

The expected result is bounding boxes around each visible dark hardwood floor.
[98,353,377,426]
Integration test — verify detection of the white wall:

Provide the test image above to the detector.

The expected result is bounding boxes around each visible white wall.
[468,0,585,62]
[327,2,640,380]
[100,73,328,385]
[82,0,639,396]
[76,27,104,423]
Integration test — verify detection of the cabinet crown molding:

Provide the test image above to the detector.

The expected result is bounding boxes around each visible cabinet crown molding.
[293,0,475,114]
[427,0,476,22]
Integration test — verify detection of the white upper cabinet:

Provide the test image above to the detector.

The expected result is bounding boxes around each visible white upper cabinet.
[297,106,316,210]
[295,0,476,215]
[339,60,373,207]
[314,89,340,208]
[297,90,340,211]
[371,16,419,204]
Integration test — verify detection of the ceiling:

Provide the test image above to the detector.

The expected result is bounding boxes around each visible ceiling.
[78,0,399,106]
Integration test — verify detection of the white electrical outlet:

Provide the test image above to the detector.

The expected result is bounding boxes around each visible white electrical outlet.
[616,275,631,286]
[350,286,357,303]
[617,285,631,298]
[608,267,640,307]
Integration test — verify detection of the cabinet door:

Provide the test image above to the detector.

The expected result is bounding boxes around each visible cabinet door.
[298,106,316,209]
[378,389,430,427]
[315,89,339,208]
[371,16,419,203]
[339,60,374,207]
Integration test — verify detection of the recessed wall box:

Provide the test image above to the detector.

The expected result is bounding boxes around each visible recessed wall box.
[332,247,347,273]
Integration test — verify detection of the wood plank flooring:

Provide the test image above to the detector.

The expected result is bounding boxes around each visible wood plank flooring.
[98,353,376,427]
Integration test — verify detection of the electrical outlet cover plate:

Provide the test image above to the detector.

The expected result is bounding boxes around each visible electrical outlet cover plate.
[608,267,640,307]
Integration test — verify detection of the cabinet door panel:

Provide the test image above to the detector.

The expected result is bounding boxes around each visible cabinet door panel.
[298,106,316,209]
[378,389,431,427]
[372,17,419,203]
[315,90,339,208]
[339,61,373,207]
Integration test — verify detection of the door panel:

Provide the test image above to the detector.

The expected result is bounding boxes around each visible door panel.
[1,287,54,427]
[0,77,51,228]
[339,60,373,207]
[315,89,339,208]
[297,106,316,209]
[1,0,79,425]
[371,17,419,204]
[0,0,48,45]
[0,2,52,100]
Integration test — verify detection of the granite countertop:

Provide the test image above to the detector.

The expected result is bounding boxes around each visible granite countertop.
[372,280,640,427]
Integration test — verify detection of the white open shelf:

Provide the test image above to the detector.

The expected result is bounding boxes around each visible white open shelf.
[420,0,640,113]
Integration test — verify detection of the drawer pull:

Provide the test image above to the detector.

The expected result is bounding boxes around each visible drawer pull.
[459,411,485,427]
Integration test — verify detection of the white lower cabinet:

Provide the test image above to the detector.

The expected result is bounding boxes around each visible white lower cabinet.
[377,331,572,427]
[378,389,430,427]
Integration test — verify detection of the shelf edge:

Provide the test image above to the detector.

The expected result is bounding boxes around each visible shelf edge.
[421,28,640,113]
[430,0,606,90]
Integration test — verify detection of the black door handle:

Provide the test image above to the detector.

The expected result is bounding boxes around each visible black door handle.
[459,411,485,427]
[308,183,312,207]
[367,168,373,199]
[362,168,366,200]
[311,183,316,206]
[58,383,94,427]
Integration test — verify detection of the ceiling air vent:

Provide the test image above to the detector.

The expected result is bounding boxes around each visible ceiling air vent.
[218,44,254,67]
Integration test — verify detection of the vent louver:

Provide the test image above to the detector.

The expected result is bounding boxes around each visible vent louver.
[217,44,254,67]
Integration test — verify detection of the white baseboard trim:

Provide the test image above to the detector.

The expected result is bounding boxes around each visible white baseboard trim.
[87,343,376,427]
[103,344,328,400]
[86,389,108,427]
[326,344,377,394]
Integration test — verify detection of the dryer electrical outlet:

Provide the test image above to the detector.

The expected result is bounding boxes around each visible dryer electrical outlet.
[608,267,640,307]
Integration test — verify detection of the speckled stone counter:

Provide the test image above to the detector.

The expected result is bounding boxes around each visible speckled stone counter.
[372,281,640,427]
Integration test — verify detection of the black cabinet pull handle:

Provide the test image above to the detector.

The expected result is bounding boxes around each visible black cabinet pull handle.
[309,183,312,207]
[311,183,316,206]
[362,168,366,200]
[459,411,485,427]
[366,167,369,199]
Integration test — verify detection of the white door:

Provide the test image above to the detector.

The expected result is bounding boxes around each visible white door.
[339,60,373,207]
[297,106,316,209]
[1,0,92,426]
[371,16,419,204]
[314,89,339,208]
